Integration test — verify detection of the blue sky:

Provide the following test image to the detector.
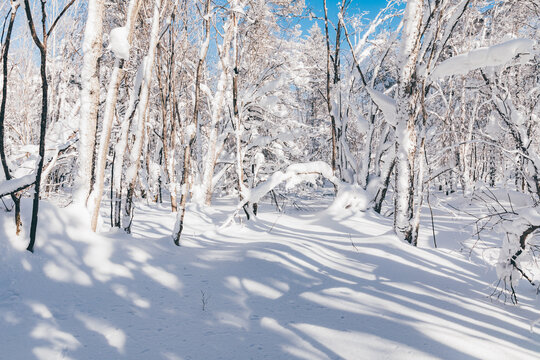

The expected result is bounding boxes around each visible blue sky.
[305,0,390,19]
[300,0,391,35]
[11,0,392,58]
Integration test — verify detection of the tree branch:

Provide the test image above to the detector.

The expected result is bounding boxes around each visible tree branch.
[47,0,77,37]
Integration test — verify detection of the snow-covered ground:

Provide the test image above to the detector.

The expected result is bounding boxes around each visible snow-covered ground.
[1,194,540,359]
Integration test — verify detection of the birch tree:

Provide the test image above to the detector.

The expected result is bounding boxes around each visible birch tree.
[173,0,211,245]
[90,0,141,231]
[122,0,163,233]
[75,0,104,208]
[199,2,236,206]
[391,0,424,245]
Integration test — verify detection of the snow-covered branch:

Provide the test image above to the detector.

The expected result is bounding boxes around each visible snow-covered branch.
[0,174,35,198]
[431,38,536,79]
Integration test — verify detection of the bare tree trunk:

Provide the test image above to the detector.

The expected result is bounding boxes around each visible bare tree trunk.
[231,4,245,206]
[23,0,77,251]
[374,158,395,214]
[411,136,426,244]
[461,96,479,196]
[23,0,49,253]
[0,2,22,235]
[111,73,141,229]
[157,24,178,213]
[168,89,179,211]
[323,0,337,178]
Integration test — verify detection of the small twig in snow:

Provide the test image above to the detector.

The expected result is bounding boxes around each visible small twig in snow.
[200,290,210,311]
[349,234,359,252]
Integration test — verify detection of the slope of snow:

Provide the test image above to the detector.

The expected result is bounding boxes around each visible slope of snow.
[1,196,539,359]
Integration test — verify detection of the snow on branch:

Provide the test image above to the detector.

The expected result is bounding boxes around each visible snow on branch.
[0,174,36,198]
[490,204,540,304]
[365,87,397,126]
[222,161,370,227]
[108,27,130,60]
[222,162,340,226]
[339,10,398,127]
[41,136,78,184]
[243,161,340,206]
[431,38,536,79]
[0,136,77,198]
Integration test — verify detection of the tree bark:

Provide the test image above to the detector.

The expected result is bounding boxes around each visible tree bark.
[393,0,423,245]
[23,0,76,252]
[90,0,140,231]
[173,0,211,245]
[75,0,105,207]
[323,0,337,178]
[122,0,162,233]
[0,2,22,235]
[23,0,48,253]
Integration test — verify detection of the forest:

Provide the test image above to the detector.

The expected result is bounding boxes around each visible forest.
[1,0,540,359]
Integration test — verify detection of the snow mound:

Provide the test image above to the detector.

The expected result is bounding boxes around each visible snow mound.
[327,184,369,214]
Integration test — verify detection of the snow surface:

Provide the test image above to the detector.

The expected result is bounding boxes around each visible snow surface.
[1,195,540,359]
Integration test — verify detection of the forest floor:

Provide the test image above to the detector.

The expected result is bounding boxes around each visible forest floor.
[1,190,540,359]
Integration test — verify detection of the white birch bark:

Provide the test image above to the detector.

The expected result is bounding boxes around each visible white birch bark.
[393,0,423,244]
[90,0,140,231]
[109,51,149,229]
[172,0,212,244]
[156,47,178,212]
[201,13,235,205]
[461,96,479,197]
[122,0,162,233]
[75,0,104,206]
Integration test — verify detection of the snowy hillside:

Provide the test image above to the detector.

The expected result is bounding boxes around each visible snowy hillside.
[1,197,539,360]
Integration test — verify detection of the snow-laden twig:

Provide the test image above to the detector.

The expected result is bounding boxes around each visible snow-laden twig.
[431,38,536,79]
[221,161,340,227]
[0,174,36,197]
